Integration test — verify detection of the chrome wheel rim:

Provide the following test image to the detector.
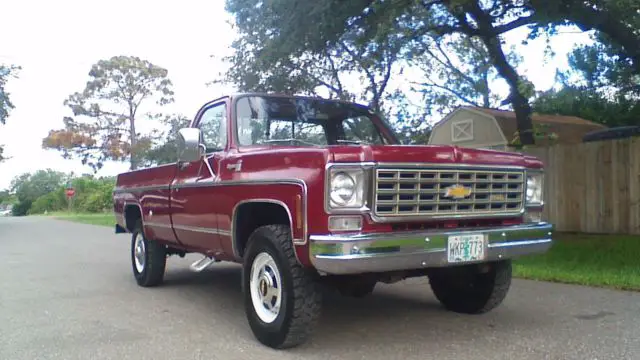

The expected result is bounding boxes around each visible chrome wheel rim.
[250,252,282,323]
[133,233,146,273]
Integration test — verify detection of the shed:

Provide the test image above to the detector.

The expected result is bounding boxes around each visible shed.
[427,106,607,150]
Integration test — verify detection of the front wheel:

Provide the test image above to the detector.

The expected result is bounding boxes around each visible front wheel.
[242,225,322,349]
[428,260,512,314]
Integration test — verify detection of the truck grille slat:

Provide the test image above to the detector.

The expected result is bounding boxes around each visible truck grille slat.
[374,167,525,218]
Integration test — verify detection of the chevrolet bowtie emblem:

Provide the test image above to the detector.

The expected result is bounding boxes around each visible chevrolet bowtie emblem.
[443,184,472,199]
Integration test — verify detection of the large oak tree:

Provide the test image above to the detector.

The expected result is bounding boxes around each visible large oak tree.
[224,0,640,145]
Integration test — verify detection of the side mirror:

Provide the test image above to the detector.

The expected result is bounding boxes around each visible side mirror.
[177,128,204,163]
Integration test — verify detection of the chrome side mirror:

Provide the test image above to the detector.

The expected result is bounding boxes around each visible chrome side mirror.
[177,128,204,163]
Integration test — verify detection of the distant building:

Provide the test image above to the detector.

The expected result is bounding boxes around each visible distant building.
[427,106,607,150]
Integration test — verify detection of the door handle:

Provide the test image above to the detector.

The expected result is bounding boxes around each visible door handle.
[226,160,243,172]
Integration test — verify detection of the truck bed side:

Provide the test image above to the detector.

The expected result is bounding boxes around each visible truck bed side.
[113,163,179,244]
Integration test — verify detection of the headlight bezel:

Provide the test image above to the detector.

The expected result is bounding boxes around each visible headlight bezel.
[525,170,544,207]
[324,163,374,214]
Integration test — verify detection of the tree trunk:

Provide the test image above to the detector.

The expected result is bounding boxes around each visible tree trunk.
[462,2,535,146]
[129,104,137,170]
[482,37,535,146]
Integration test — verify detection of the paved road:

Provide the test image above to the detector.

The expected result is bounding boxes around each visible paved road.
[1,217,639,360]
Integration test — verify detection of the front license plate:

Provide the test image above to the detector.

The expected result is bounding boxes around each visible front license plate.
[447,234,486,263]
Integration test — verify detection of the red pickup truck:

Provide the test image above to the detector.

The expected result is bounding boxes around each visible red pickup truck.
[113,93,552,349]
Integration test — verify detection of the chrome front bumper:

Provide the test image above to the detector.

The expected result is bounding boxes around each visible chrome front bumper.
[309,222,553,275]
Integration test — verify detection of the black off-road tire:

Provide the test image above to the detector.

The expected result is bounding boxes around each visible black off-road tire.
[242,225,322,349]
[428,260,512,314]
[131,220,167,287]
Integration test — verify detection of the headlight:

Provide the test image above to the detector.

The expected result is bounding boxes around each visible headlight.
[526,171,544,205]
[327,166,368,210]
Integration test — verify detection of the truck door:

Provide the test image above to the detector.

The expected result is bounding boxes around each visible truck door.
[170,100,228,255]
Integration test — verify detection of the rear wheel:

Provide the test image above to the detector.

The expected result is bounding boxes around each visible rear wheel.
[131,220,166,287]
[242,225,322,349]
[428,260,512,314]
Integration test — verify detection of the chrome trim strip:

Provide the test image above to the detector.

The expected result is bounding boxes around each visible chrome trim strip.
[146,222,231,237]
[170,180,217,189]
[114,185,170,194]
[308,222,553,275]
[375,162,528,170]
[144,221,173,229]
[231,198,303,262]
[488,238,551,248]
[173,224,221,235]
[370,209,526,223]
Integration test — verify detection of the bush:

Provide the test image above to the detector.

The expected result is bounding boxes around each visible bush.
[11,174,116,215]
[12,201,32,216]
[29,189,67,214]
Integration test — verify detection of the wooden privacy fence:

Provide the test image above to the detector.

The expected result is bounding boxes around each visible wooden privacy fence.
[522,137,640,235]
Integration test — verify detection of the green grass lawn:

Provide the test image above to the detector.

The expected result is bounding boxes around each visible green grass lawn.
[43,212,639,291]
[513,232,640,291]
[46,211,116,227]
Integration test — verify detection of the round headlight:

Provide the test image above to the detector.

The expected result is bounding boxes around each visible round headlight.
[330,172,356,206]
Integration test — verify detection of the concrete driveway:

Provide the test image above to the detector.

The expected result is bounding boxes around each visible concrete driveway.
[1,216,639,359]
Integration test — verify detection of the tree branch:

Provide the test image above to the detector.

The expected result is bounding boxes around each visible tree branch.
[494,15,536,35]
[413,80,482,107]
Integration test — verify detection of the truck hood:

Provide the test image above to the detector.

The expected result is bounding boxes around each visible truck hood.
[329,144,542,168]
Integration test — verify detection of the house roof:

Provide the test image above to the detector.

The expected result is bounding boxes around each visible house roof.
[459,106,607,145]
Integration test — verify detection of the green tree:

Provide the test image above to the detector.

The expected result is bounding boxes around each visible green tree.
[223,0,640,145]
[533,87,640,127]
[0,190,16,205]
[533,35,639,127]
[408,33,523,116]
[42,56,175,172]
[218,0,413,114]
[141,114,191,166]
[10,169,68,216]
[0,64,21,161]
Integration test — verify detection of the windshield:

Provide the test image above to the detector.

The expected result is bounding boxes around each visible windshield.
[235,95,393,146]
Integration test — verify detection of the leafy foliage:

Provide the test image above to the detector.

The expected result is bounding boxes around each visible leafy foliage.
[9,170,115,216]
[0,64,21,162]
[42,56,175,172]
[408,33,522,116]
[10,169,69,216]
[0,64,20,125]
[223,0,640,145]
[141,114,191,166]
[533,34,640,128]
[218,0,413,114]
[533,87,640,128]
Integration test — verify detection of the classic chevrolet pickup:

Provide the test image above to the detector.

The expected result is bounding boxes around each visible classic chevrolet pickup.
[112,93,553,349]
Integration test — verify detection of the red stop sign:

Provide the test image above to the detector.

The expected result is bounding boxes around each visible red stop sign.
[65,188,75,198]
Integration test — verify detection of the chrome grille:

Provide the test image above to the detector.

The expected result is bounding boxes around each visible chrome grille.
[374,167,525,218]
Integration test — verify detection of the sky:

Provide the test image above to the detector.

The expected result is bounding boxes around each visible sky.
[0,0,593,190]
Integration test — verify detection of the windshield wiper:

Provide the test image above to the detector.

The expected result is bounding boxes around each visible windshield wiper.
[261,138,320,146]
[336,139,368,145]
